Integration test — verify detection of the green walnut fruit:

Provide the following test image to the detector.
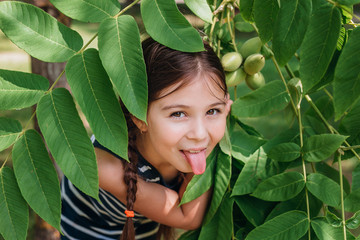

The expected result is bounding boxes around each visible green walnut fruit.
[240,37,262,59]
[245,72,265,90]
[226,67,247,87]
[221,52,243,72]
[244,53,265,75]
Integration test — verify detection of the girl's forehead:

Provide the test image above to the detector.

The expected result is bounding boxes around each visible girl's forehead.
[156,73,226,100]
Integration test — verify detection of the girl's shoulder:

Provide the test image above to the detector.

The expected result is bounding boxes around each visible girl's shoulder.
[95,147,127,203]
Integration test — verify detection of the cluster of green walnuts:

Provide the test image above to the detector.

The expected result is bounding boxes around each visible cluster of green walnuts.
[221,37,266,90]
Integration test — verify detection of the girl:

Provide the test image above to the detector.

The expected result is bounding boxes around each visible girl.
[60,38,232,240]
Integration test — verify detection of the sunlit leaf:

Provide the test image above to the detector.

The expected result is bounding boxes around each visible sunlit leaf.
[98,15,148,122]
[49,0,121,22]
[184,0,212,23]
[245,210,309,240]
[12,130,61,231]
[302,134,348,162]
[306,173,341,207]
[66,48,128,160]
[0,69,49,110]
[0,1,83,62]
[232,148,267,196]
[346,210,360,229]
[180,147,218,205]
[231,80,290,118]
[252,172,305,201]
[0,118,22,152]
[312,217,355,240]
[36,88,99,200]
[203,152,231,224]
[0,167,28,240]
[141,0,204,52]
[198,192,233,240]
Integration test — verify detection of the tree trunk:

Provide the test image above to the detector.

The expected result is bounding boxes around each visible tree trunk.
[29,1,71,239]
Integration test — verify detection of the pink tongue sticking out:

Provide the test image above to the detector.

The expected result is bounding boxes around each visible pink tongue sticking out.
[183,150,207,175]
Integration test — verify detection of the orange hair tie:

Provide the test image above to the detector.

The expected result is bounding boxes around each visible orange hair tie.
[125,210,134,218]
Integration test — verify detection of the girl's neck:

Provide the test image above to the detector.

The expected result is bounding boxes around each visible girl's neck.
[135,134,180,184]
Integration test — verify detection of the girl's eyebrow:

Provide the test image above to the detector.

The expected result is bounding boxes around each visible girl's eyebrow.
[161,102,226,111]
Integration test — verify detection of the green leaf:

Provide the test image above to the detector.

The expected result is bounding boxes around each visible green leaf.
[198,192,234,240]
[306,173,341,207]
[300,3,341,94]
[231,80,290,118]
[335,0,360,5]
[0,69,49,110]
[232,148,268,196]
[178,230,200,240]
[346,210,360,229]
[344,188,360,213]
[140,0,204,52]
[49,0,121,23]
[339,100,360,144]
[203,152,231,224]
[230,129,267,162]
[311,217,354,240]
[240,0,255,22]
[272,0,312,66]
[98,15,147,122]
[252,172,305,201]
[235,195,275,227]
[66,48,128,160]
[315,162,351,194]
[234,14,255,32]
[253,0,279,43]
[0,167,28,240]
[0,118,22,152]
[352,164,360,191]
[184,0,212,23]
[325,207,342,227]
[180,147,218,205]
[36,88,99,200]
[268,142,300,162]
[266,190,322,221]
[333,27,360,120]
[302,134,348,162]
[12,130,61,231]
[0,1,83,62]
[245,210,309,240]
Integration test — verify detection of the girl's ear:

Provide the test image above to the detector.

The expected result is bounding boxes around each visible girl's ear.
[225,94,233,115]
[131,115,148,133]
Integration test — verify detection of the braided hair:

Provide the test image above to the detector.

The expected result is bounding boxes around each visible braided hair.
[119,37,227,240]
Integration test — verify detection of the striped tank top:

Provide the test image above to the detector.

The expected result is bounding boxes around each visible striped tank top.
[60,137,181,240]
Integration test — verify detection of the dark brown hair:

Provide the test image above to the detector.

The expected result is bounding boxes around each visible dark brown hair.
[120,38,227,240]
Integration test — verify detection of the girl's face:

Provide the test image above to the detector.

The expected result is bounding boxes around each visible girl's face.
[135,74,232,179]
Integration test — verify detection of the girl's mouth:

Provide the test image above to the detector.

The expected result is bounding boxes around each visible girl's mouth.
[180,149,207,175]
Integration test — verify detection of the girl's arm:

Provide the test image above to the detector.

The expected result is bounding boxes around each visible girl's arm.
[96,147,211,230]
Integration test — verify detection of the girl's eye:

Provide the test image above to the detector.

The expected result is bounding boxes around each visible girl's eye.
[207,109,220,115]
[171,111,185,118]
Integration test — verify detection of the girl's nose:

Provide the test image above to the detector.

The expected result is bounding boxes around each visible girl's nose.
[186,117,208,141]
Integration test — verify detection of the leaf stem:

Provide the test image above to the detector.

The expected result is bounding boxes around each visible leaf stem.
[47,69,65,93]
[336,150,347,240]
[114,0,141,18]
[270,54,298,117]
[341,145,360,151]
[226,6,238,52]
[304,95,360,161]
[298,103,311,240]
